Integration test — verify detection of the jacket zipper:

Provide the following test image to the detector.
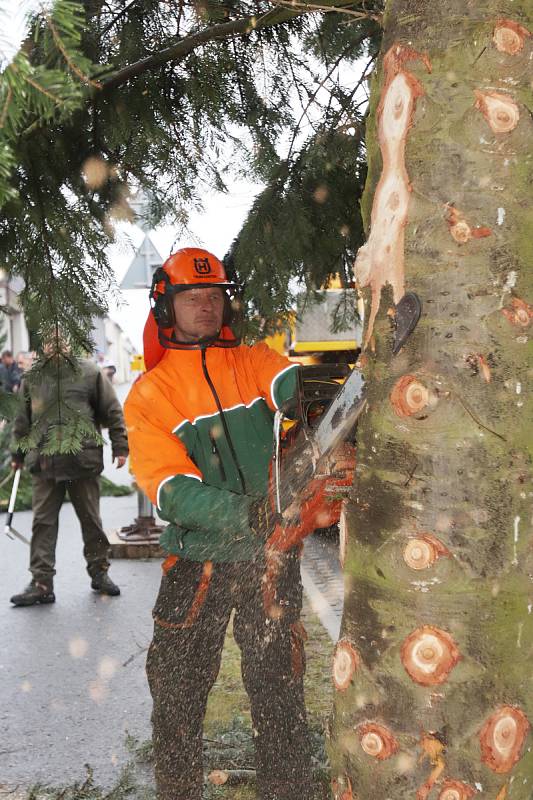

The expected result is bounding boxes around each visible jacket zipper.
[201,348,247,494]
[208,430,227,482]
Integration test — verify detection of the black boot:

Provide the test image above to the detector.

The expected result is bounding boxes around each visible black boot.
[91,571,120,596]
[10,580,55,607]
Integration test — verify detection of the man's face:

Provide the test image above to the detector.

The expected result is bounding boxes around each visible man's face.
[172,287,225,342]
[2,354,12,366]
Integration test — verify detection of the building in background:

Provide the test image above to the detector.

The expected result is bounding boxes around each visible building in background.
[0,272,136,384]
[91,317,136,384]
[0,272,30,355]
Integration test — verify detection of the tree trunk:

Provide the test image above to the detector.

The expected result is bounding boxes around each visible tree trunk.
[329,2,533,799]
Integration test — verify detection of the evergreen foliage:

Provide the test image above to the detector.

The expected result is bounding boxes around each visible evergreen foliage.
[0,0,381,316]
[0,0,382,433]
[226,126,368,335]
[15,349,105,455]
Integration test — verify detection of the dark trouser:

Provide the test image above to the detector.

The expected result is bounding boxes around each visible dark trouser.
[30,475,110,583]
[146,551,312,800]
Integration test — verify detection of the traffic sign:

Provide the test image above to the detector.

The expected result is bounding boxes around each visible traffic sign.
[120,234,163,289]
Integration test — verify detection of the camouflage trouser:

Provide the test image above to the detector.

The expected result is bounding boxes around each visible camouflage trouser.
[30,475,110,583]
[146,550,312,800]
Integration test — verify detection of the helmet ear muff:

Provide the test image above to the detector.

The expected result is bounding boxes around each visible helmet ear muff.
[222,293,232,326]
[150,268,175,328]
[222,289,244,327]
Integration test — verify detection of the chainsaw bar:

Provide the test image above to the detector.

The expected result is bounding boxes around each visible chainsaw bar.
[310,291,421,456]
[311,367,366,462]
[273,367,366,513]
[274,292,422,514]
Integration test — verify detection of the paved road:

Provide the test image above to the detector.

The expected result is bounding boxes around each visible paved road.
[0,495,160,790]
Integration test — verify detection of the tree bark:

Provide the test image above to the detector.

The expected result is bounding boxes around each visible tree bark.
[330,2,533,799]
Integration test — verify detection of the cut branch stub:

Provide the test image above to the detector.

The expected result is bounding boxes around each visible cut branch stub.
[502,297,533,328]
[331,774,353,800]
[438,780,476,800]
[476,354,491,383]
[403,533,450,570]
[390,374,432,417]
[353,43,431,346]
[401,625,460,685]
[479,705,531,773]
[358,722,399,760]
[493,20,531,55]
[465,353,492,383]
[446,205,492,243]
[333,638,360,691]
[207,769,256,786]
[474,90,520,134]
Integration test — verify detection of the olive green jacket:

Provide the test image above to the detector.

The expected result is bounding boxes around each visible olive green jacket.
[13,359,128,481]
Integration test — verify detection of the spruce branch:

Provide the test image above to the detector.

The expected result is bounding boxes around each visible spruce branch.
[99,0,364,90]
[100,7,298,89]
[0,0,380,379]
[20,70,65,105]
[328,51,375,128]
[42,7,102,88]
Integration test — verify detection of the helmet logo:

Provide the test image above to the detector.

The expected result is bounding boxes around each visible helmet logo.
[193,257,212,275]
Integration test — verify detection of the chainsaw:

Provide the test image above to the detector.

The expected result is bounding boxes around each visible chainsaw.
[271,292,422,519]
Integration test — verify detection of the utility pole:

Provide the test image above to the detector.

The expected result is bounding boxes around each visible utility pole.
[110,191,165,558]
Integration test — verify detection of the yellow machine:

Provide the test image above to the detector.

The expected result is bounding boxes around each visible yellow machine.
[264,284,363,366]
[130,353,145,372]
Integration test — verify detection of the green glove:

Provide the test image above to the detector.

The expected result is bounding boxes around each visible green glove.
[160,520,263,563]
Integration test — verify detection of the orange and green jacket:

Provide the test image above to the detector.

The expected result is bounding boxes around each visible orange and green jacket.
[124,343,298,562]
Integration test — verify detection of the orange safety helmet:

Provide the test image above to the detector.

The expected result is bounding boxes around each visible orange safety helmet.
[148,247,243,351]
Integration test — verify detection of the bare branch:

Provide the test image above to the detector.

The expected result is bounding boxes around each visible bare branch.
[99,0,142,36]
[271,0,382,21]
[286,31,372,161]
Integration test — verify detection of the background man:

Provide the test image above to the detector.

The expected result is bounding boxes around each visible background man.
[0,350,22,393]
[125,248,349,800]
[10,353,129,606]
[16,351,35,373]
[101,360,117,383]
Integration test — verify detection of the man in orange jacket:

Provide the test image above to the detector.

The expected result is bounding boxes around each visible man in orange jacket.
[125,248,350,800]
